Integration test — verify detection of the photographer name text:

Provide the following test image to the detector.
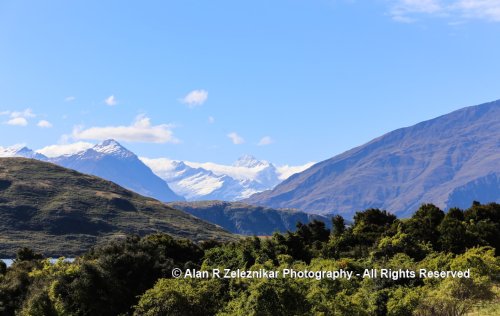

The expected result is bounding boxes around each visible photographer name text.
[172,268,470,280]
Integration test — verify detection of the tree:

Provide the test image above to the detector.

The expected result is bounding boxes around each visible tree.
[438,208,469,253]
[352,209,397,247]
[404,204,444,249]
[134,279,229,316]
[332,215,346,237]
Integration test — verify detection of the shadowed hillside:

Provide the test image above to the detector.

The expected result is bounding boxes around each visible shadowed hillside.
[168,200,330,235]
[0,158,234,257]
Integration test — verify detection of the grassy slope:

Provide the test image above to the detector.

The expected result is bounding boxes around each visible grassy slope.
[0,158,234,257]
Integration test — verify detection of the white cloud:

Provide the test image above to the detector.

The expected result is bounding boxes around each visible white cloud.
[104,95,118,106]
[180,89,208,108]
[2,108,36,126]
[64,96,76,102]
[72,115,179,143]
[37,142,94,157]
[389,0,500,22]
[277,162,316,180]
[454,0,500,21]
[208,116,215,124]
[11,108,35,119]
[37,120,53,128]
[7,117,28,126]
[257,136,274,146]
[227,132,245,145]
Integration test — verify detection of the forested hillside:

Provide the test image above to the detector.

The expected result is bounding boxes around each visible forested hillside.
[1,202,499,315]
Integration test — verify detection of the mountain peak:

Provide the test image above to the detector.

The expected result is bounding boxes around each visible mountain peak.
[92,139,135,157]
[233,155,267,168]
[245,99,500,217]
[0,145,47,160]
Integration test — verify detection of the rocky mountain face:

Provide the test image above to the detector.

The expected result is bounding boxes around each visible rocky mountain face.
[246,100,500,218]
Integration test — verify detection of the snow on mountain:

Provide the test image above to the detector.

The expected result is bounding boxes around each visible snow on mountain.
[1,139,313,203]
[141,156,314,201]
[0,144,48,160]
[50,140,184,202]
[37,142,94,158]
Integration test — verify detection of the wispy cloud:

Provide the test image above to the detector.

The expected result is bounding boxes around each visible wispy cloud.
[37,120,53,128]
[64,96,76,102]
[72,114,179,143]
[208,116,215,124]
[257,136,274,146]
[104,95,118,106]
[227,132,245,145]
[37,142,94,157]
[388,0,500,22]
[2,108,36,126]
[11,108,35,119]
[180,89,208,108]
[277,162,316,180]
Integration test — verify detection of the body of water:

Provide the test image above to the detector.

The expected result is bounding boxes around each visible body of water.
[1,258,74,267]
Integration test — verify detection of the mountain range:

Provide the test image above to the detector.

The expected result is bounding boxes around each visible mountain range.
[1,140,183,202]
[2,99,499,220]
[141,155,312,201]
[246,99,500,217]
[0,142,311,203]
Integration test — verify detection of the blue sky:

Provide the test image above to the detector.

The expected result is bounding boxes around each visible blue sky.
[1,0,499,165]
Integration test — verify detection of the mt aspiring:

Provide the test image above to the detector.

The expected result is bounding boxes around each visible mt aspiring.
[245,99,500,217]
[140,155,312,201]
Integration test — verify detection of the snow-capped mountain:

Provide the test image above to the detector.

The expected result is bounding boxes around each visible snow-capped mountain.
[0,145,48,160]
[51,140,184,202]
[1,140,312,203]
[141,155,312,201]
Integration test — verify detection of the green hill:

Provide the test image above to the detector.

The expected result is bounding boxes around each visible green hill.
[0,158,234,257]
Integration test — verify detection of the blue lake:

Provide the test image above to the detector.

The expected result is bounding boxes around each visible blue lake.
[1,258,74,267]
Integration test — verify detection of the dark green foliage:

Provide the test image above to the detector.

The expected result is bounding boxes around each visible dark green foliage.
[404,204,445,249]
[332,214,346,237]
[464,202,500,254]
[0,260,43,315]
[50,234,204,315]
[15,248,44,262]
[353,208,397,246]
[1,202,499,315]
[134,279,229,316]
[0,261,7,276]
[438,208,470,254]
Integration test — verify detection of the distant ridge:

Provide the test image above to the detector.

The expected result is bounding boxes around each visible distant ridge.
[246,99,500,217]
[168,200,330,235]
